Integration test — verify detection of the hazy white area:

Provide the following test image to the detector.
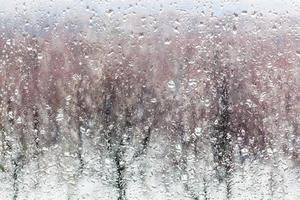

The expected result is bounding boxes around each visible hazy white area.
[0,0,299,17]
[1,145,300,200]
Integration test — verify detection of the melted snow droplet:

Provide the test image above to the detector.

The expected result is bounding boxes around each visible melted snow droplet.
[16,117,23,124]
[204,99,210,107]
[37,53,43,60]
[188,79,198,87]
[232,25,237,34]
[6,39,11,45]
[106,9,114,17]
[181,174,188,181]
[241,148,249,156]
[167,80,176,89]
[164,39,171,45]
[150,98,157,103]
[56,110,64,122]
[267,63,272,68]
[241,10,248,15]
[65,95,72,101]
[105,158,111,165]
[8,111,14,120]
[195,127,202,136]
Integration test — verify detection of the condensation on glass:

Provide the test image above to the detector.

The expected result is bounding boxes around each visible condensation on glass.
[0,0,300,199]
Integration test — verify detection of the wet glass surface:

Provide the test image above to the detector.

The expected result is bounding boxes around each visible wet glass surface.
[0,0,300,199]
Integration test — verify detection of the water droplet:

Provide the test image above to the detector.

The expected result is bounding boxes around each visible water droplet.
[106,9,114,17]
[164,39,171,45]
[138,32,144,39]
[65,95,72,101]
[232,25,237,34]
[56,110,64,122]
[6,39,11,46]
[37,53,43,60]
[195,127,202,136]
[150,98,157,103]
[188,79,197,87]
[16,117,23,124]
[267,63,272,68]
[204,99,210,107]
[167,80,175,89]
[241,10,248,15]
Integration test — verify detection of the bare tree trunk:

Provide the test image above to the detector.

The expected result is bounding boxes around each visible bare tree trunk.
[115,148,126,200]
[12,153,24,200]
[211,51,234,199]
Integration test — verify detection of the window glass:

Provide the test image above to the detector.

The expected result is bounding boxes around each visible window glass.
[0,0,299,199]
